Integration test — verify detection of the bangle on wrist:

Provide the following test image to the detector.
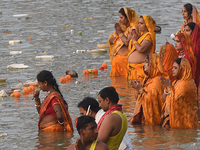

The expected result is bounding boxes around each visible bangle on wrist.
[119,33,124,38]
[35,104,41,107]
[137,88,144,95]
[164,88,171,95]
[58,120,64,124]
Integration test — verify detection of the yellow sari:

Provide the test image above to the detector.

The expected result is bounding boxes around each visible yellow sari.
[160,58,198,129]
[131,54,168,125]
[127,15,156,81]
[109,7,139,76]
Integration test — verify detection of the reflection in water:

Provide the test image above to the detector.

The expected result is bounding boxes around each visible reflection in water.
[37,131,73,149]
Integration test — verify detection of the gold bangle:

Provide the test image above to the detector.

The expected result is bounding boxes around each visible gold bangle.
[119,33,123,38]
[132,41,138,45]
[137,88,144,95]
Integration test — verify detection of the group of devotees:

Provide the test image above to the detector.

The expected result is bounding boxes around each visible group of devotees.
[32,2,200,150]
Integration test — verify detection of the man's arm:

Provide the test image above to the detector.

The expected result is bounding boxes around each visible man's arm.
[96,141,109,150]
[67,143,75,150]
[97,114,113,143]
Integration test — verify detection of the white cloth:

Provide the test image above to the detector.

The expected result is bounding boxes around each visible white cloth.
[95,109,133,150]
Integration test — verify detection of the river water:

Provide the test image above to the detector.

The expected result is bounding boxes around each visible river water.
[0,0,200,149]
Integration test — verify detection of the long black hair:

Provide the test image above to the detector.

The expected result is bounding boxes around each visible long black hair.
[184,3,193,19]
[119,7,127,19]
[186,22,196,32]
[37,70,68,108]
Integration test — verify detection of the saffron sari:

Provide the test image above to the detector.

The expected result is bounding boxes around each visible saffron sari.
[131,54,168,125]
[127,15,156,81]
[160,58,198,129]
[176,32,196,79]
[159,43,178,81]
[180,5,200,31]
[190,24,200,86]
[109,7,139,76]
[39,92,73,132]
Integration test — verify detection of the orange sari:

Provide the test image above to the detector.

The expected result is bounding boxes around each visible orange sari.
[127,15,156,81]
[160,58,198,129]
[109,7,139,76]
[39,92,73,132]
[180,5,200,31]
[159,43,178,81]
[176,32,196,79]
[131,54,168,125]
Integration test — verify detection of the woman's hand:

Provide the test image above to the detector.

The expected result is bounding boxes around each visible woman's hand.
[33,90,40,99]
[160,77,172,88]
[130,80,143,92]
[114,23,123,35]
[130,29,139,41]
[109,36,116,45]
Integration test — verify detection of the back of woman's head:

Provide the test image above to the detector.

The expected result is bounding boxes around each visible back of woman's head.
[184,3,193,19]
[119,7,127,18]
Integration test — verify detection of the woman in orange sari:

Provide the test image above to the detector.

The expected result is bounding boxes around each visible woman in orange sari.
[184,22,200,86]
[108,7,139,76]
[180,3,200,31]
[33,70,73,131]
[127,15,156,82]
[175,32,196,79]
[159,43,178,81]
[160,58,198,129]
[130,53,168,125]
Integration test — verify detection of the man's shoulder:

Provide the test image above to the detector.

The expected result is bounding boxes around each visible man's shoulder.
[95,141,109,150]
[67,143,75,150]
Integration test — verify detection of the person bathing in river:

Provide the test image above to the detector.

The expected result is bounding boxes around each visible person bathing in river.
[97,87,128,150]
[67,116,108,150]
[184,22,200,87]
[77,97,133,150]
[127,15,156,82]
[160,58,198,129]
[108,7,139,76]
[130,53,168,125]
[179,3,200,32]
[33,70,73,131]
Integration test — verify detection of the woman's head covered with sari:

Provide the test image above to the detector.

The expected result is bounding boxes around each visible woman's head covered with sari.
[159,44,178,81]
[119,7,139,31]
[175,58,193,81]
[141,15,156,33]
[176,32,196,78]
[145,53,168,79]
[183,3,200,25]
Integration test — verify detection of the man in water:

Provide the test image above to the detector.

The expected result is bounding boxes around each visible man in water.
[77,96,132,150]
[67,116,108,150]
[97,86,128,150]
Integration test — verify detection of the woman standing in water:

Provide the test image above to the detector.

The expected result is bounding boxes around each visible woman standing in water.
[108,7,139,77]
[33,70,73,131]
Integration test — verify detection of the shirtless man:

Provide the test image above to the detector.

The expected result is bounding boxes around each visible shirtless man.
[97,87,128,150]
[67,116,108,150]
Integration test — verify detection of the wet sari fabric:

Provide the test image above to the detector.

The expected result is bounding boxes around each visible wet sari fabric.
[131,54,168,125]
[109,7,139,76]
[160,58,198,129]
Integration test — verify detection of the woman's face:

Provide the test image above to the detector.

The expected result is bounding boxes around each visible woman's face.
[143,57,150,76]
[172,62,180,77]
[119,13,129,25]
[37,80,47,92]
[138,17,147,32]
[184,25,192,36]
[182,7,189,20]
[174,36,183,51]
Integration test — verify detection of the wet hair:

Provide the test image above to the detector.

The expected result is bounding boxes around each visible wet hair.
[99,86,119,104]
[77,97,101,113]
[37,70,68,108]
[174,58,182,66]
[119,7,127,19]
[186,22,196,32]
[184,3,193,19]
[77,116,96,135]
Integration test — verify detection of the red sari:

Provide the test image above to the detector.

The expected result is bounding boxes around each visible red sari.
[190,24,200,86]
[39,92,73,131]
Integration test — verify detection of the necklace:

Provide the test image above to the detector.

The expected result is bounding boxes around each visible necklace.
[46,88,54,96]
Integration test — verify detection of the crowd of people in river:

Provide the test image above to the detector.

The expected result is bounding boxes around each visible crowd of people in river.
[32,3,200,150]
